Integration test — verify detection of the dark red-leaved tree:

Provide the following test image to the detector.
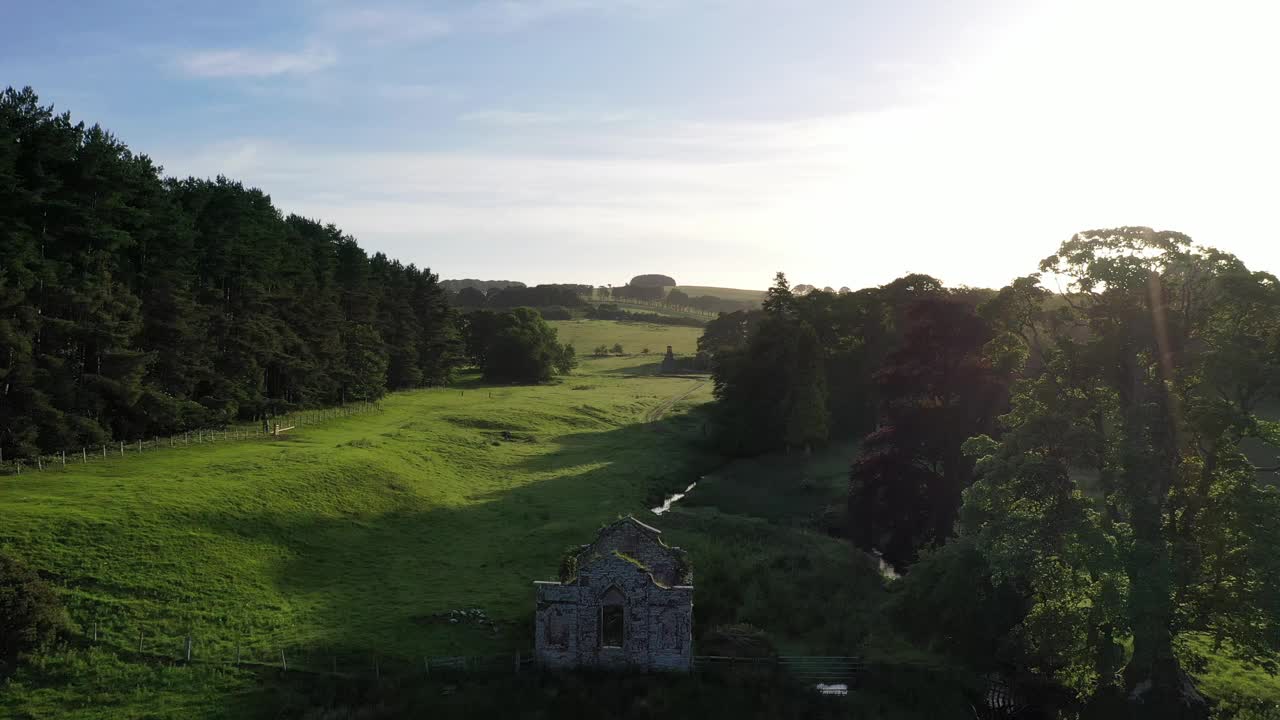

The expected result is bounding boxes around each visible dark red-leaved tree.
[848,297,1011,568]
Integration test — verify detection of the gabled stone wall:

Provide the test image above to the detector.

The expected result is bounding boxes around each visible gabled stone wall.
[534,518,693,671]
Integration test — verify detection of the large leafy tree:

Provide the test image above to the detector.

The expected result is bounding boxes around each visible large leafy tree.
[478,308,575,383]
[961,228,1280,717]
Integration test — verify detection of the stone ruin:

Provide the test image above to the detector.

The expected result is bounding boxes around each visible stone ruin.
[534,516,693,671]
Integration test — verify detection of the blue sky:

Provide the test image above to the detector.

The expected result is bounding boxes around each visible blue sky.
[6,0,1280,290]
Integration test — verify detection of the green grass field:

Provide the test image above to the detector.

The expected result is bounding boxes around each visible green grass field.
[671,285,766,304]
[586,298,714,322]
[3,317,1276,718]
[0,321,726,718]
[550,319,704,357]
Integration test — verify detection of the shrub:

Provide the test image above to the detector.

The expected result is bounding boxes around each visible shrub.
[1,553,67,675]
[537,305,573,320]
[610,343,624,354]
[699,624,777,658]
[593,344,610,356]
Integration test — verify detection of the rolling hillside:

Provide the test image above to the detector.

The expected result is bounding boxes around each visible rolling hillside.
[671,285,766,304]
[0,321,726,717]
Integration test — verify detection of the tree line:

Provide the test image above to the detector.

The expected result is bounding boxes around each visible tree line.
[703,233,1280,718]
[451,283,589,310]
[0,87,472,460]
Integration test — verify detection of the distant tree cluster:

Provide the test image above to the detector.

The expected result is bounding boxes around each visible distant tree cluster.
[609,284,666,302]
[460,309,576,382]
[454,284,588,310]
[703,272,969,456]
[585,304,704,328]
[628,274,676,287]
[438,279,526,294]
[596,285,757,314]
[0,87,462,460]
[677,293,757,314]
[536,306,574,321]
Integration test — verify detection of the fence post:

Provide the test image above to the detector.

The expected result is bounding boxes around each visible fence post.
[138,628,144,653]
[138,439,142,453]
[82,447,87,463]
[185,634,192,662]
[120,441,124,456]
[36,456,42,471]
[103,445,107,458]
[92,621,98,642]
[281,648,287,671]
[61,451,66,468]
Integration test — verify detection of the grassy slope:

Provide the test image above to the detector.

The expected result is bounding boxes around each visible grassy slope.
[5,314,1272,717]
[551,319,703,356]
[671,285,766,304]
[1,321,723,718]
[586,298,713,322]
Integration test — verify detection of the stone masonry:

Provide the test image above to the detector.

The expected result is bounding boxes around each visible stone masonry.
[534,516,693,671]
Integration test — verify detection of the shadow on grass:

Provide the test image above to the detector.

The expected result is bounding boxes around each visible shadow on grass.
[187,409,722,665]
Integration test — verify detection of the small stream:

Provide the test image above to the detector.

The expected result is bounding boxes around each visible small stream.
[650,475,900,584]
[651,481,698,515]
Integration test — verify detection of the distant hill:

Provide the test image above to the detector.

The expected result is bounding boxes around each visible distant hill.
[672,285,766,304]
[440,279,526,293]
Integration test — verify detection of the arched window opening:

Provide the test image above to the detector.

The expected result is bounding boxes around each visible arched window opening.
[600,587,625,648]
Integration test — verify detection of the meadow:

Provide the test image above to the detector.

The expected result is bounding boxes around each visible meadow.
[671,286,767,304]
[0,321,725,717]
[2,317,1276,719]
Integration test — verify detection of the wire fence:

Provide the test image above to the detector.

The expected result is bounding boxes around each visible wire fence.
[0,401,383,477]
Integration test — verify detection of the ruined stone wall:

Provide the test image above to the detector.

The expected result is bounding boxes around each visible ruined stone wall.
[535,550,692,671]
[579,522,688,587]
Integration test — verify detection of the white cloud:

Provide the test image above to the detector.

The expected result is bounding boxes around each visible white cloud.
[377,83,464,103]
[458,109,632,127]
[177,47,336,78]
[473,0,627,30]
[319,6,451,44]
[161,0,1280,288]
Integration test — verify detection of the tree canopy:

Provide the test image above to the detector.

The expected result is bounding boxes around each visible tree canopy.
[0,86,461,460]
[708,234,1280,716]
[628,274,676,287]
[461,308,576,383]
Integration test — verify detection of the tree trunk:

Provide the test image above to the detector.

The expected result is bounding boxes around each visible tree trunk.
[1121,516,1208,718]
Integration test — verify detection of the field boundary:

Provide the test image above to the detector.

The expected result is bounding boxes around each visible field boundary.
[0,401,383,477]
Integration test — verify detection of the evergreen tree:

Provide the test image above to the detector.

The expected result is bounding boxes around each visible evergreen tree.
[0,87,463,460]
[783,322,828,453]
